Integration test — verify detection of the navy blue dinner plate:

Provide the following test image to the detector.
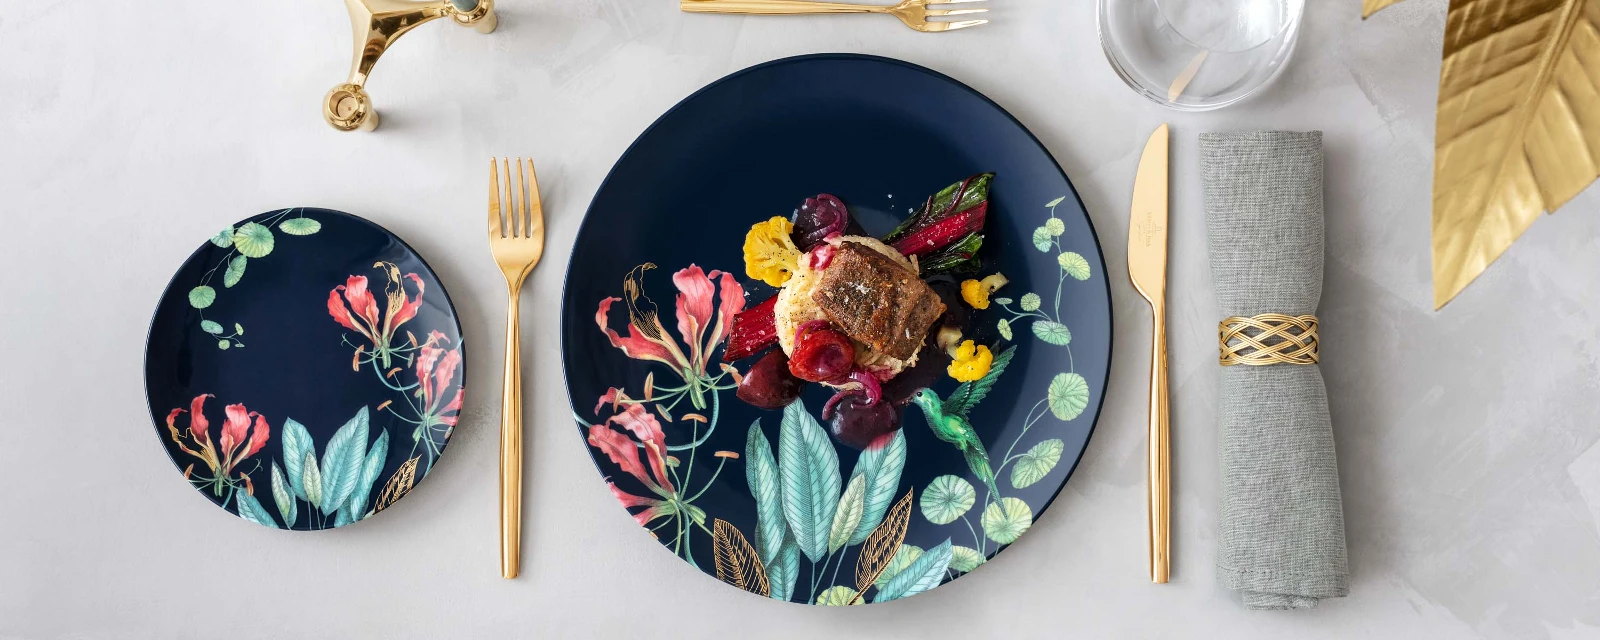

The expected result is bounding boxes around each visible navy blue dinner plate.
[561,54,1111,604]
[145,208,464,530]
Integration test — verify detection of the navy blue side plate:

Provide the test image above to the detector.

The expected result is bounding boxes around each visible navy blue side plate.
[145,208,464,530]
[562,53,1112,604]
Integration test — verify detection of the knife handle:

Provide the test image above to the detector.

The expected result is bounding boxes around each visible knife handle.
[1148,303,1171,584]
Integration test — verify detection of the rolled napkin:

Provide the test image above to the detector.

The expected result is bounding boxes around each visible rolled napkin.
[1199,131,1349,610]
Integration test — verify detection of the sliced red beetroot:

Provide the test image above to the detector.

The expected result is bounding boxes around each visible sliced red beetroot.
[722,294,779,362]
[889,201,987,257]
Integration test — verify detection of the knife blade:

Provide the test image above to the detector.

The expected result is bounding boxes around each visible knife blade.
[1127,123,1171,584]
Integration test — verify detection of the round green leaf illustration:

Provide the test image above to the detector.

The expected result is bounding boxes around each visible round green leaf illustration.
[816,586,862,606]
[1032,227,1052,252]
[993,297,1012,306]
[1044,217,1065,236]
[1058,251,1091,280]
[1032,320,1071,346]
[278,217,321,236]
[209,227,234,248]
[950,546,985,573]
[223,255,247,288]
[217,340,231,350]
[1010,439,1065,489]
[1048,373,1090,420]
[200,320,224,335]
[996,318,1013,341]
[873,544,923,588]
[981,497,1033,545]
[234,323,244,335]
[188,285,216,309]
[920,475,975,525]
[232,222,275,258]
[1019,293,1041,312]
[1045,196,1066,208]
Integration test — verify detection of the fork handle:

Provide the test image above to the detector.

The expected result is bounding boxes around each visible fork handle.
[500,285,524,579]
[681,0,881,15]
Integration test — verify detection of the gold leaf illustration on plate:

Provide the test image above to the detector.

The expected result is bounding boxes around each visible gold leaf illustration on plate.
[371,456,420,515]
[712,519,770,596]
[850,488,915,605]
[1369,0,1600,307]
[1361,0,1406,18]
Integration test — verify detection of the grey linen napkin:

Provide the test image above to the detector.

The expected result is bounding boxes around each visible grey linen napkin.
[1198,131,1348,610]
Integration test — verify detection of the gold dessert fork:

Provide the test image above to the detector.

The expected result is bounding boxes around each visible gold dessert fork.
[487,158,544,579]
[680,0,988,32]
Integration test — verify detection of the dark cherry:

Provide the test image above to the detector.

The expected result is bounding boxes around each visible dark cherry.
[736,350,806,409]
[827,392,901,450]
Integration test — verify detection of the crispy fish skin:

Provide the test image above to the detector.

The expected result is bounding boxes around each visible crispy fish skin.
[811,241,945,361]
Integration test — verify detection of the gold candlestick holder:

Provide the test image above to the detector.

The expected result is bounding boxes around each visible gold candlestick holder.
[324,0,497,132]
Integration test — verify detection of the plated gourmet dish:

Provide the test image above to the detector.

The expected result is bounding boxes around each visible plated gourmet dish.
[727,174,1015,470]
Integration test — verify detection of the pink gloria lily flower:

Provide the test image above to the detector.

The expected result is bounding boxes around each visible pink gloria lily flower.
[594,264,744,409]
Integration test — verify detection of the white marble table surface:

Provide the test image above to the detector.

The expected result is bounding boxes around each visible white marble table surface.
[3,1,1598,638]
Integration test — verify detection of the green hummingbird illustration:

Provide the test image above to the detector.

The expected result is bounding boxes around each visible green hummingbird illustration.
[909,345,1017,504]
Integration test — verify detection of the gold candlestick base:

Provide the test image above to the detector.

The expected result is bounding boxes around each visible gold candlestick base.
[324,0,497,132]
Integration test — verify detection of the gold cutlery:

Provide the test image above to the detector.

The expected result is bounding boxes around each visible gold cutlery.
[1127,124,1171,584]
[680,0,988,33]
[487,158,545,579]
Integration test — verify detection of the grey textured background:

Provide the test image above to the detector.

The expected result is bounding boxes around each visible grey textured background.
[3,1,1598,638]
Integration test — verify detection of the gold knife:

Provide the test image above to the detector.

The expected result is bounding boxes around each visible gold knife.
[1127,123,1171,584]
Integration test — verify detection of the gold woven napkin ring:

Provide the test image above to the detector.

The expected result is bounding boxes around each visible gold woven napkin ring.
[1218,313,1319,366]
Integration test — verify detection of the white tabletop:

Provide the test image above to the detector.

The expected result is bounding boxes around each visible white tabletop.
[4,1,1598,638]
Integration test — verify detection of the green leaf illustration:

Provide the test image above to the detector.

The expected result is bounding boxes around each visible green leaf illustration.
[234,323,244,335]
[1057,251,1091,280]
[950,546,985,573]
[816,586,862,606]
[223,255,247,288]
[217,340,231,350]
[282,418,313,501]
[873,539,952,603]
[1045,217,1065,236]
[348,430,389,520]
[778,400,841,563]
[874,544,923,589]
[188,286,216,309]
[993,297,1012,306]
[1032,320,1072,346]
[318,407,370,515]
[333,507,353,527]
[1047,373,1090,420]
[847,428,906,545]
[995,318,1013,341]
[1011,439,1065,489]
[278,217,321,235]
[232,222,275,258]
[1045,196,1066,208]
[828,474,867,553]
[1032,227,1052,252]
[270,463,297,527]
[200,320,224,335]
[767,533,800,602]
[746,421,786,565]
[920,475,976,525]
[235,492,278,528]
[1019,293,1041,312]
[210,227,234,248]
[302,452,323,509]
[982,498,1033,545]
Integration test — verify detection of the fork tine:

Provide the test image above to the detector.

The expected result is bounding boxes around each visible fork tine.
[501,158,518,238]
[926,8,987,16]
[522,158,544,238]
[933,19,986,31]
[515,157,530,238]
[488,159,503,238]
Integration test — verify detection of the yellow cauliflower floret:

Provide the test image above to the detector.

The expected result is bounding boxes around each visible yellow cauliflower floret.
[743,217,800,287]
[959,273,1009,309]
[947,340,994,382]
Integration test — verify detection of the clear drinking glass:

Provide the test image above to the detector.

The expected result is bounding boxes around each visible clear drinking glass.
[1098,0,1305,111]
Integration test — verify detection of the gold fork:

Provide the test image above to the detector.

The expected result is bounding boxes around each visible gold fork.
[487,158,544,579]
[680,0,988,32]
